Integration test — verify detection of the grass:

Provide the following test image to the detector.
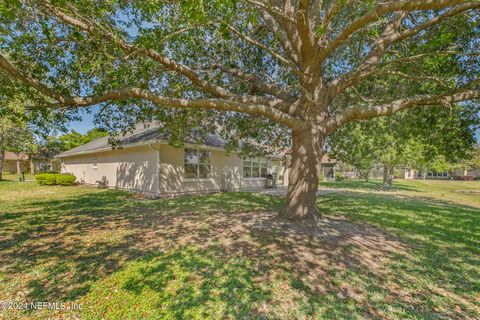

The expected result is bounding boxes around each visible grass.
[0,172,35,181]
[0,179,478,319]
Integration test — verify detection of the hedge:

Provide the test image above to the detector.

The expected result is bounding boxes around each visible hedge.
[35,173,76,186]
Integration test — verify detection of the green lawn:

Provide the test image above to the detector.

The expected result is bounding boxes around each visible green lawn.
[0,179,478,319]
[0,172,35,182]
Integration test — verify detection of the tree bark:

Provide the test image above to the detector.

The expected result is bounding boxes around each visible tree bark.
[0,145,4,180]
[16,158,21,174]
[388,165,394,185]
[383,163,392,189]
[29,156,35,175]
[280,125,324,221]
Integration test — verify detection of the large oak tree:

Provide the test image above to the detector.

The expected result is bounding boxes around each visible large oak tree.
[0,0,479,221]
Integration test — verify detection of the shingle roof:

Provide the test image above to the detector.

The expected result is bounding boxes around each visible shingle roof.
[4,151,28,161]
[56,126,227,158]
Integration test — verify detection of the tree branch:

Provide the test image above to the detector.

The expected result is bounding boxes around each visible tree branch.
[242,0,296,24]
[326,88,480,132]
[318,0,469,63]
[259,10,299,64]
[0,53,300,127]
[198,64,296,102]
[226,24,300,74]
[383,70,451,87]
[37,0,232,98]
[296,0,317,64]
[329,11,407,95]
[309,0,323,30]
[329,3,479,95]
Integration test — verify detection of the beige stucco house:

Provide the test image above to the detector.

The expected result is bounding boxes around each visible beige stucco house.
[403,168,480,180]
[57,126,288,195]
[2,151,30,174]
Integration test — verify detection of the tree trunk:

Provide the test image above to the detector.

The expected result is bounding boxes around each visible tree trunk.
[16,158,21,174]
[0,146,4,180]
[280,126,323,221]
[388,165,394,186]
[30,157,35,175]
[383,163,392,189]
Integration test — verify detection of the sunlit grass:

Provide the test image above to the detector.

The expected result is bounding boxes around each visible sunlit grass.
[0,179,478,319]
[0,172,35,182]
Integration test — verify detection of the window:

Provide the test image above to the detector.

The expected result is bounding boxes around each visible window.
[92,157,98,170]
[243,157,268,178]
[431,171,448,177]
[184,149,211,179]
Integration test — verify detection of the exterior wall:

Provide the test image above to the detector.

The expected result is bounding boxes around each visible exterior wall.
[60,143,288,195]
[159,144,281,195]
[61,146,159,193]
[467,169,480,177]
[321,163,335,179]
[3,160,29,174]
[404,169,415,179]
[271,160,288,186]
[403,168,480,180]
[454,168,480,178]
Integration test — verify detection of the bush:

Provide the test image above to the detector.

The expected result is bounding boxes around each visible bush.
[393,169,403,179]
[36,173,76,186]
[335,172,345,181]
[319,172,326,182]
[35,173,57,185]
[56,174,77,185]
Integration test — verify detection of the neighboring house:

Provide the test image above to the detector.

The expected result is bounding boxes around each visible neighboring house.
[2,151,30,174]
[320,154,337,179]
[403,168,480,180]
[57,126,289,196]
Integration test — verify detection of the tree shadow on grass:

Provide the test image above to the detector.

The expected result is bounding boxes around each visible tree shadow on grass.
[0,191,280,300]
[83,245,272,320]
[1,187,479,319]
[77,210,409,319]
[319,191,480,318]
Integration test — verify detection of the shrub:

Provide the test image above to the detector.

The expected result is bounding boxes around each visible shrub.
[35,173,57,185]
[393,169,403,179]
[56,174,77,185]
[319,172,326,182]
[335,172,345,181]
[36,173,76,186]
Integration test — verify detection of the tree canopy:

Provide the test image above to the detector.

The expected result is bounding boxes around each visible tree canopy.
[0,0,479,220]
[58,128,108,150]
[329,106,479,186]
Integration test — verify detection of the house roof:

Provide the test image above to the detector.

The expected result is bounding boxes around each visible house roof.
[4,151,28,161]
[321,154,336,163]
[56,126,266,158]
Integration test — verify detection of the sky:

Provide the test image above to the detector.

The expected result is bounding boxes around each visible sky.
[67,107,98,134]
